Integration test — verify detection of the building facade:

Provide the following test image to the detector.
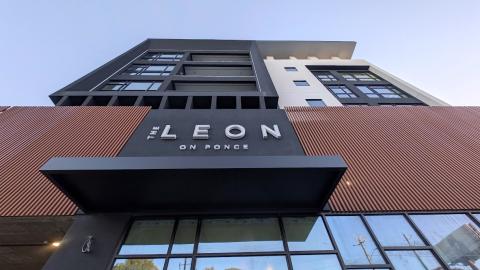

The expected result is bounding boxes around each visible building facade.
[1,39,479,270]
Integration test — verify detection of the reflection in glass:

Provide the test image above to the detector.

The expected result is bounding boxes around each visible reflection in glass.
[386,250,443,270]
[411,214,480,270]
[365,215,425,247]
[474,214,480,223]
[198,218,284,253]
[167,258,192,270]
[291,254,341,270]
[283,217,333,251]
[195,256,288,270]
[119,220,174,255]
[172,220,197,254]
[326,216,385,265]
[113,258,165,270]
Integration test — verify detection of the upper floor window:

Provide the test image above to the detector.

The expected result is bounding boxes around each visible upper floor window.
[357,85,408,99]
[123,65,175,76]
[294,80,310,86]
[306,99,326,107]
[340,72,380,82]
[284,67,298,72]
[316,72,337,82]
[101,81,162,91]
[142,52,184,61]
[328,86,357,98]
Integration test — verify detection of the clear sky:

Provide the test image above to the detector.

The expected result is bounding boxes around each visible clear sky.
[1,0,479,106]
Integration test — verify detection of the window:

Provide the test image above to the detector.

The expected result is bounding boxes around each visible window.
[123,65,175,76]
[183,66,254,76]
[142,52,184,61]
[119,220,175,255]
[284,67,298,72]
[195,256,288,270]
[198,218,284,253]
[291,255,342,270]
[171,220,197,254]
[365,215,425,247]
[101,81,162,91]
[411,214,480,270]
[357,85,408,99]
[113,259,165,270]
[474,214,480,222]
[191,54,250,62]
[167,258,192,270]
[386,250,443,270]
[294,80,310,86]
[326,216,385,265]
[316,72,337,82]
[306,99,326,107]
[283,217,333,251]
[328,86,357,98]
[340,72,380,82]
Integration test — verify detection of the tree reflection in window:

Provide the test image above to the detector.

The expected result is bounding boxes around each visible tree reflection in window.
[113,259,164,270]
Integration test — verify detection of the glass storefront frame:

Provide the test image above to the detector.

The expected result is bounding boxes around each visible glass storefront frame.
[111,212,480,270]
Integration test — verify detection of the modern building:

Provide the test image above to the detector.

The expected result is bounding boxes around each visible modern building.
[1,39,479,270]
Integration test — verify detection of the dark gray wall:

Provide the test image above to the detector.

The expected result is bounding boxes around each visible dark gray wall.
[42,215,129,270]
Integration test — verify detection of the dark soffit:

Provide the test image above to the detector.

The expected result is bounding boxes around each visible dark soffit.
[40,156,346,214]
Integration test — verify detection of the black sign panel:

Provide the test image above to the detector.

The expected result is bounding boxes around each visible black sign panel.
[120,109,304,156]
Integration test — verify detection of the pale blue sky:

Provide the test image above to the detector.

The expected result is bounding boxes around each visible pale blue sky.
[1,0,479,105]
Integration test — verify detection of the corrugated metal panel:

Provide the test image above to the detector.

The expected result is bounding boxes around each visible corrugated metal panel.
[0,106,149,216]
[286,107,480,212]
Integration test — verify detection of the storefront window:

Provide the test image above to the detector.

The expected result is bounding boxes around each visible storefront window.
[326,216,385,265]
[198,218,284,253]
[167,258,192,270]
[411,214,480,270]
[119,220,175,255]
[386,250,443,270]
[283,217,333,251]
[290,254,342,270]
[113,258,165,270]
[365,215,425,247]
[195,256,288,270]
[171,220,197,254]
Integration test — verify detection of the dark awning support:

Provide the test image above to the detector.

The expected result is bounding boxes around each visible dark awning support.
[40,156,346,214]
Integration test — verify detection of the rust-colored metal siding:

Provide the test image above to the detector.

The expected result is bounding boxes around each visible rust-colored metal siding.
[0,106,149,216]
[286,107,480,212]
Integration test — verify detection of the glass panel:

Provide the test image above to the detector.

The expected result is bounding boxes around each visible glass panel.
[171,220,197,254]
[283,217,333,251]
[367,94,379,98]
[294,80,309,86]
[366,215,425,247]
[474,214,480,222]
[149,83,162,91]
[326,216,385,265]
[141,72,162,76]
[291,255,341,270]
[331,87,345,94]
[146,65,167,71]
[337,94,350,98]
[382,94,401,98]
[124,82,152,91]
[386,250,443,270]
[306,100,326,108]
[373,87,393,94]
[112,258,165,270]
[195,256,288,270]
[119,220,174,255]
[102,83,124,91]
[411,214,480,270]
[198,218,284,253]
[357,86,374,94]
[167,258,192,270]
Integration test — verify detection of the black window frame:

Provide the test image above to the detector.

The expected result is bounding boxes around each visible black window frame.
[110,211,480,270]
[309,67,426,106]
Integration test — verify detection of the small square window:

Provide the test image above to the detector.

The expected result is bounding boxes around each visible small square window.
[294,80,310,86]
[306,99,326,107]
[285,67,298,72]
